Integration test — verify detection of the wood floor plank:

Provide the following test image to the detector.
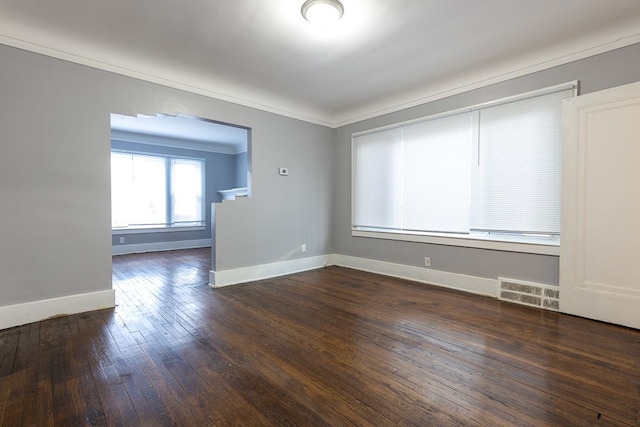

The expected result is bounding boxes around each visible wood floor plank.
[291,268,639,423]
[0,248,638,426]
[138,349,212,426]
[0,328,19,378]
[92,359,140,425]
[213,279,524,426]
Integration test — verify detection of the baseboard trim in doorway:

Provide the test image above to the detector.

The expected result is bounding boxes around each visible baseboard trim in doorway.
[0,289,116,330]
[112,239,211,256]
[209,255,333,288]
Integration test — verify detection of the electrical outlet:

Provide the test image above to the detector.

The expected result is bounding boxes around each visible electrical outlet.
[301,244,307,253]
[119,237,125,244]
[424,257,431,267]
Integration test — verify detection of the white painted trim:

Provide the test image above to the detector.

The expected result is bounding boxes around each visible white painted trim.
[0,289,116,330]
[0,34,332,127]
[112,238,210,255]
[209,255,332,288]
[352,82,578,138]
[333,30,640,127]
[1,23,639,128]
[112,226,206,235]
[333,254,497,297]
[352,230,560,256]
[210,252,497,298]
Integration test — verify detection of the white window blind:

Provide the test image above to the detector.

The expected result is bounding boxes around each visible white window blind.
[352,84,575,244]
[353,127,403,230]
[470,89,570,234]
[402,112,473,233]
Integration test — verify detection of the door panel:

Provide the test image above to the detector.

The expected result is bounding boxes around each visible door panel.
[561,81,640,329]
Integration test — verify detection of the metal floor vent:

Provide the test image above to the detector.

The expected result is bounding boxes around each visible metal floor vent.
[498,277,559,311]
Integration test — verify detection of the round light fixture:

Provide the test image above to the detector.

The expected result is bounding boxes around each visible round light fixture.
[301,0,344,26]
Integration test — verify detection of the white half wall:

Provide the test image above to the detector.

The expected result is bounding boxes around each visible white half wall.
[0,289,116,330]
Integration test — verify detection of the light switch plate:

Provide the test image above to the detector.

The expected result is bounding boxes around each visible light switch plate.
[279,167,289,176]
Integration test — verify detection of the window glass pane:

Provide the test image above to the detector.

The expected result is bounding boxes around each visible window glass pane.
[402,112,473,233]
[111,153,166,228]
[353,128,403,230]
[172,158,204,225]
[111,152,132,228]
[130,155,167,226]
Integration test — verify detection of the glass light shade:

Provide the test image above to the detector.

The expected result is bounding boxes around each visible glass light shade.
[301,0,344,25]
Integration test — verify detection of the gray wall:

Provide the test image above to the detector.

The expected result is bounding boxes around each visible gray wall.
[0,43,333,307]
[332,43,640,286]
[235,151,248,188]
[110,140,241,246]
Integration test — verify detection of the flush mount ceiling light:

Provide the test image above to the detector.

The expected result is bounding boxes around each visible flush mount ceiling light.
[301,0,344,25]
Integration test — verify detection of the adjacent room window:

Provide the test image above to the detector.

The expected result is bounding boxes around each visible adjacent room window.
[111,152,204,230]
[352,83,576,251]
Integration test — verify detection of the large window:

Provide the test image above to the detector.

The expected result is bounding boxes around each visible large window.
[111,152,204,230]
[352,83,576,253]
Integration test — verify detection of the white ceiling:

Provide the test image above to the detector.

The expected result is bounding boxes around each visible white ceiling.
[1,0,640,127]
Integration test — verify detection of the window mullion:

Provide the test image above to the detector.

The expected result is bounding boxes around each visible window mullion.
[399,127,405,231]
[166,158,172,227]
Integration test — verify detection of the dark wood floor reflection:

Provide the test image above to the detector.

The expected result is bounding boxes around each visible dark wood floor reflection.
[1,248,639,426]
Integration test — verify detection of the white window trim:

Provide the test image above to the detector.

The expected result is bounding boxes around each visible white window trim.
[352,229,560,256]
[112,225,206,235]
[351,81,577,256]
[352,81,578,139]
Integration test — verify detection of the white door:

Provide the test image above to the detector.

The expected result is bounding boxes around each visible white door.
[561,81,640,330]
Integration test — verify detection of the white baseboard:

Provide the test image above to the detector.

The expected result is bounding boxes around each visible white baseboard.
[209,253,496,298]
[0,289,116,330]
[332,254,497,297]
[209,255,332,288]
[112,239,210,255]
[0,254,494,331]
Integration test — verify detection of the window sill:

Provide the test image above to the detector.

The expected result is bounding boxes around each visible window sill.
[352,229,559,256]
[112,225,206,235]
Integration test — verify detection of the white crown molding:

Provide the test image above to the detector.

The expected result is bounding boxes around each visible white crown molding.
[0,289,115,330]
[0,33,334,128]
[1,20,640,129]
[332,27,640,127]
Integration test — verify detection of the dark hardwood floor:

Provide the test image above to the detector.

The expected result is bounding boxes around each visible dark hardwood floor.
[1,248,638,426]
